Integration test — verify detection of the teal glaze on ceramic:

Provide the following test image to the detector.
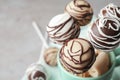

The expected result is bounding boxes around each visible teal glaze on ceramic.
[113,46,120,66]
[57,50,120,80]
[113,46,120,56]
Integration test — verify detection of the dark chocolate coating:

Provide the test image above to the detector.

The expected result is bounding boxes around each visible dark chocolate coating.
[99,3,120,20]
[89,17,120,51]
[28,71,46,80]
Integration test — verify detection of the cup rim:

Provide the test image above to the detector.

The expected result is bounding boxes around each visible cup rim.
[57,51,116,79]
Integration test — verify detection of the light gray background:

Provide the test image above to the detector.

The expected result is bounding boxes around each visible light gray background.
[0,0,120,80]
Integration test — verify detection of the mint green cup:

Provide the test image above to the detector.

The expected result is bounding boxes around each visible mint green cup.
[57,47,120,80]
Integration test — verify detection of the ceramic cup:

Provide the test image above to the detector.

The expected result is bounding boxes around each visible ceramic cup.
[57,47,120,80]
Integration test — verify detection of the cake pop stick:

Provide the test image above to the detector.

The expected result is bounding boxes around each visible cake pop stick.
[32,21,49,48]
[32,21,59,66]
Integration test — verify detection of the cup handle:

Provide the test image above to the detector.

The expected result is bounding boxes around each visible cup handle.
[113,46,120,66]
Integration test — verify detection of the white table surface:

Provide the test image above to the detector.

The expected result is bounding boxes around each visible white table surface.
[0,0,120,80]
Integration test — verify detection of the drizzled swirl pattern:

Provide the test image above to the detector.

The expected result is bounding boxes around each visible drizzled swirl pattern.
[26,64,47,80]
[99,3,120,20]
[47,13,80,44]
[89,17,120,51]
[65,0,93,26]
[60,38,95,74]
[28,71,46,80]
